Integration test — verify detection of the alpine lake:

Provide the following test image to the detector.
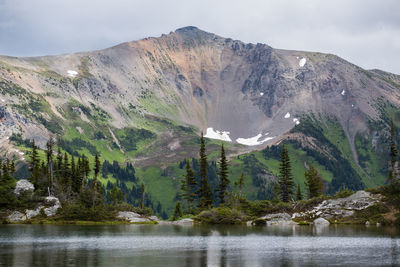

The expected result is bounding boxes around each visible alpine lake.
[0,224,399,266]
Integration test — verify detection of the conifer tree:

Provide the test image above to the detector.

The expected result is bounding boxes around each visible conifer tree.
[296,184,302,201]
[108,183,123,205]
[172,201,183,220]
[28,140,41,188]
[180,160,197,213]
[55,146,63,180]
[304,165,324,198]
[92,153,101,208]
[197,132,213,209]
[278,144,294,202]
[62,152,71,186]
[217,144,229,205]
[140,183,145,209]
[388,118,398,183]
[0,160,16,207]
[45,136,55,192]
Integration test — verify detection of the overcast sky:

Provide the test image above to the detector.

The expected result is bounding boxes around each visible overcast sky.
[0,0,399,74]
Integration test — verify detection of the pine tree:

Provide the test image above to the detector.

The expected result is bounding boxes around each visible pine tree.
[0,160,16,207]
[304,165,324,199]
[217,144,229,205]
[197,132,213,209]
[45,136,55,193]
[388,118,398,183]
[140,183,145,209]
[234,173,245,198]
[180,160,197,213]
[296,184,302,201]
[55,146,63,181]
[92,153,101,208]
[172,201,183,220]
[278,144,294,202]
[28,140,41,189]
[108,183,123,205]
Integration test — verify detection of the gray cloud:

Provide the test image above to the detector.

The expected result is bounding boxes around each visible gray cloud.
[0,0,399,74]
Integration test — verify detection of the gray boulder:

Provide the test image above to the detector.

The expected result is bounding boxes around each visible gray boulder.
[8,211,27,222]
[260,213,297,226]
[313,217,330,225]
[117,211,151,223]
[26,206,44,219]
[292,191,381,220]
[43,196,61,217]
[14,179,34,196]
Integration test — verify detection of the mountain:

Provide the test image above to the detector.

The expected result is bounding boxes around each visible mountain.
[1,26,400,216]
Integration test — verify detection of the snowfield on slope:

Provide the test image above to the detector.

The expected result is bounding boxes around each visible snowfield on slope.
[204,127,232,142]
[299,58,307,67]
[236,134,275,146]
[67,70,78,78]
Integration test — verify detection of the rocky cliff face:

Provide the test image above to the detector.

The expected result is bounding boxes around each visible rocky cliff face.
[0,26,399,187]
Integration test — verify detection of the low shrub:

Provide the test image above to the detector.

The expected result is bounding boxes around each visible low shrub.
[195,207,247,224]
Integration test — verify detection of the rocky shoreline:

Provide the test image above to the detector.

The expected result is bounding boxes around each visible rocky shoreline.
[4,180,390,226]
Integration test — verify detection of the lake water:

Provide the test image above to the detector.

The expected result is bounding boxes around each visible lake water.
[0,224,399,266]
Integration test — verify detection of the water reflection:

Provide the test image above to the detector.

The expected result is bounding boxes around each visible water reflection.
[0,224,399,266]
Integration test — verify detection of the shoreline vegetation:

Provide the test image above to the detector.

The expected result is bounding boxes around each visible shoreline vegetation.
[1,122,400,226]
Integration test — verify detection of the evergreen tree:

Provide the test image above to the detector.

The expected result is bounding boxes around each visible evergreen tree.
[28,140,41,189]
[140,183,145,209]
[304,165,324,198]
[234,173,245,198]
[197,132,213,209]
[92,153,101,208]
[278,144,294,202]
[180,160,197,213]
[388,118,398,183]
[55,146,63,181]
[45,136,55,193]
[296,184,302,201]
[217,144,230,205]
[0,160,16,207]
[108,183,123,205]
[172,201,183,220]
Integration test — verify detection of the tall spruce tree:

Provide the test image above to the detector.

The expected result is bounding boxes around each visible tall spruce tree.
[140,183,145,209]
[0,160,16,207]
[197,132,213,209]
[45,136,55,193]
[304,165,324,199]
[28,140,41,189]
[92,153,101,207]
[217,144,229,205]
[296,184,302,201]
[278,144,294,202]
[180,160,197,213]
[388,118,398,183]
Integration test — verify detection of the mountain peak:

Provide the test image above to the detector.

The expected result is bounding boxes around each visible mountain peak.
[175,26,202,33]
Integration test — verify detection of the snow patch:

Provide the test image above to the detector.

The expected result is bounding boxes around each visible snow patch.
[67,70,78,78]
[341,90,345,96]
[299,58,306,67]
[236,133,275,146]
[204,128,232,142]
[260,92,264,96]
[284,112,291,119]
